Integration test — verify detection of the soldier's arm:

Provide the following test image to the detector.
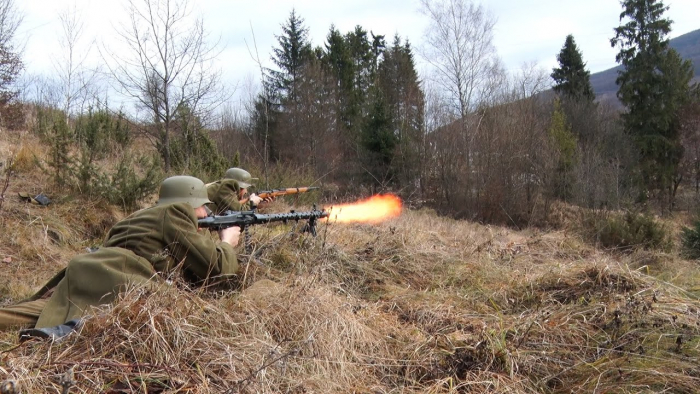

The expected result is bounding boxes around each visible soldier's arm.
[163,204,240,280]
[208,180,244,214]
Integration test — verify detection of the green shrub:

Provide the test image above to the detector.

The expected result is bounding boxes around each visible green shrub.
[581,210,671,252]
[47,116,74,187]
[96,153,162,211]
[74,108,132,157]
[681,219,700,259]
[32,106,67,137]
[170,130,228,180]
[75,147,99,195]
[35,104,159,209]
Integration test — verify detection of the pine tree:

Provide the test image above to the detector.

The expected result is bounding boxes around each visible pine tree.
[548,98,578,200]
[377,36,425,192]
[321,25,384,165]
[263,9,313,164]
[361,89,396,185]
[0,39,21,105]
[551,35,594,102]
[249,92,279,161]
[323,26,356,131]
[611,0,694,200]
[345,26,381,128]
[268,9,313,105]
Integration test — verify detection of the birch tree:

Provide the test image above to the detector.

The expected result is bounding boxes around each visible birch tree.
[53,6,100,119]
[419,0,498,118]
[419,0,500,206]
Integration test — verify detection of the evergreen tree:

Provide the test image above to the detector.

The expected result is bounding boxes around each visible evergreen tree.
[548,98,578,200]
[0,36,21,105]
[263,9,313,164]
[346,26,376,124]
[370,32,386,76]
[249,92,279,162]
[48,114,74,188]
[361,89,397,185]
[268,9,313,105]
[320,25,386,177]
[551,35,598,146]
[551,35,594,102]
[275,52,337,171]
[323,26,355,132]
[377,36,425,192]
[611,0,694,200]
[0,0,23,129]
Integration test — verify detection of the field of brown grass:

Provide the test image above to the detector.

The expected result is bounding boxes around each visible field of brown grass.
[1,130,700,393]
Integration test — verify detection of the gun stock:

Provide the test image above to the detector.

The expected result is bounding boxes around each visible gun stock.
[256,186,319,199]
[198,207,329,236]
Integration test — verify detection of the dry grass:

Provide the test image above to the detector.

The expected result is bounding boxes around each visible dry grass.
[0,136,123,301]
[1,278,396,393]
[2,135,700,393]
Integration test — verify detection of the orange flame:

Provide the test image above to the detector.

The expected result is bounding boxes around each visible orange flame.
[324,194,402,224]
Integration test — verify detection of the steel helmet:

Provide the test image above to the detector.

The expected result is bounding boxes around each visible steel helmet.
[157,175,212,208]
[224,167,258,189]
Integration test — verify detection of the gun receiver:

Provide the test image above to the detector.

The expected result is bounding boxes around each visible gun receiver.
[198,207,329,236]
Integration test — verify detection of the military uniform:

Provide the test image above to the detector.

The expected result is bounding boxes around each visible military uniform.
[207,167,260,214]
[0,202,239,329]
[207,179,252,214]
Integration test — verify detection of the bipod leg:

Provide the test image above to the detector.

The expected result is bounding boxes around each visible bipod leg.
[244,225,252,254]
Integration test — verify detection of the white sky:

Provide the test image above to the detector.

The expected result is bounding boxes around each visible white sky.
[16,0,700,98]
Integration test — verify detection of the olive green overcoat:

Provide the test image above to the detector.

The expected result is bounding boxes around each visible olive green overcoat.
[34,202,239,328]
[207,179,252,214]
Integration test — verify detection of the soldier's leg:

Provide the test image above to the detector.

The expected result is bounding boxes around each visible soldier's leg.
[0,299,48,330]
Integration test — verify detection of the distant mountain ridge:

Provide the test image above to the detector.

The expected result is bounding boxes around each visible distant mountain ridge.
[590,28,700,103]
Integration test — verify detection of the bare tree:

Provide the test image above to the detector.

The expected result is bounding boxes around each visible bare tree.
[103,0,224,171]
[419,0,498,118]
[266,55,335,174]
[419,0,501,211]
[51,5,103,123]
[244,22,272,184]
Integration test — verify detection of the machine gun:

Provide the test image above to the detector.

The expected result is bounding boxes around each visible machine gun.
[198,207,329,236]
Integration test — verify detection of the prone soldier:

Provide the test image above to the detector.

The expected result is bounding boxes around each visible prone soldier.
[0,175,241,336]
[206,167,267,214]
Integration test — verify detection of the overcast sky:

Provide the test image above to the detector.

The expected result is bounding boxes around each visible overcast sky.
[16,0,700,99]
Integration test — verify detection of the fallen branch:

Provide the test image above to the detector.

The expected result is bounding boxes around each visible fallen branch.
[0,157,13,211]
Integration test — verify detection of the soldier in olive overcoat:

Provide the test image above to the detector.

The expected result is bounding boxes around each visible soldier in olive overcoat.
[0,175,241,331]
[206,167,264,214]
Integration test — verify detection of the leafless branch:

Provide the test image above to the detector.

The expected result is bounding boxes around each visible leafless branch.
[101,0,226,171]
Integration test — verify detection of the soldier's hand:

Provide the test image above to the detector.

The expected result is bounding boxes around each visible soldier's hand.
[261,195,275,203]
[248,193,263,206]
[219,226,241,246]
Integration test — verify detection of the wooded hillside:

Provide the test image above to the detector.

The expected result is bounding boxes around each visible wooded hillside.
[591,28,700,104]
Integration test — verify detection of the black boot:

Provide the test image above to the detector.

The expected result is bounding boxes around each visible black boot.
[19,319,83,342]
